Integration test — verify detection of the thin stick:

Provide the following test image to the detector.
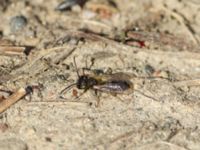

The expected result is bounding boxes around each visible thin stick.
[173,79,200,87]
[0,88,27,114]
[52,47,76,64]
[0,46,26,56]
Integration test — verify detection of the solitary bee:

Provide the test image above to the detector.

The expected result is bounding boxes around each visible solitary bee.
[59,57,134,106]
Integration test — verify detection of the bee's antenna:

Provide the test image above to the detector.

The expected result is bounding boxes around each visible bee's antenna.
[73,56,80,77]
[59,83,77,99]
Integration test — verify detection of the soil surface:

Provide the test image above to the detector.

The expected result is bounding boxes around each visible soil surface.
[1,0,200,150]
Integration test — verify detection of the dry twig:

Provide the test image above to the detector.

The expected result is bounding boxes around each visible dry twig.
[51,47,76,64]
[0,46,26,56]
[0,87,30,114]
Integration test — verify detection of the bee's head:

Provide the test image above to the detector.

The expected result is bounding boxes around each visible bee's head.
[77,75,97,89]
[77,75,89,89]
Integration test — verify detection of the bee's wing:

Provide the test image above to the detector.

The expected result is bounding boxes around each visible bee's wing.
[93,80,133,94]
[99,72,132,82]
[93,73,134,94]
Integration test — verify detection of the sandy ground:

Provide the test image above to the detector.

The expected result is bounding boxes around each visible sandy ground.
[1,0,200,149]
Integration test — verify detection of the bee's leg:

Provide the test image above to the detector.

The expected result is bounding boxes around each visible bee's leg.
[96,97,101,107]
[95,90,102,107]
[111,93,123,103]
[125,88,134,104]
[111,93,132,105]
[74,88,88,100]
[90,90,101,107]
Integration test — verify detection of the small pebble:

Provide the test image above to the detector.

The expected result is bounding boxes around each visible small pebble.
[55,0,79,11]
[45,137,52,142]
[144,64,155,75]
[10,15,27,32]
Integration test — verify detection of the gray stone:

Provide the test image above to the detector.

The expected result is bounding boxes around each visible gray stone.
[10,16,27,32]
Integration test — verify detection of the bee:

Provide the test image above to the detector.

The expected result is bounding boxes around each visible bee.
[59,57,134,106]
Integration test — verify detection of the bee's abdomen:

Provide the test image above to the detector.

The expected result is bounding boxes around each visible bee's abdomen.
[94,80,131,93]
